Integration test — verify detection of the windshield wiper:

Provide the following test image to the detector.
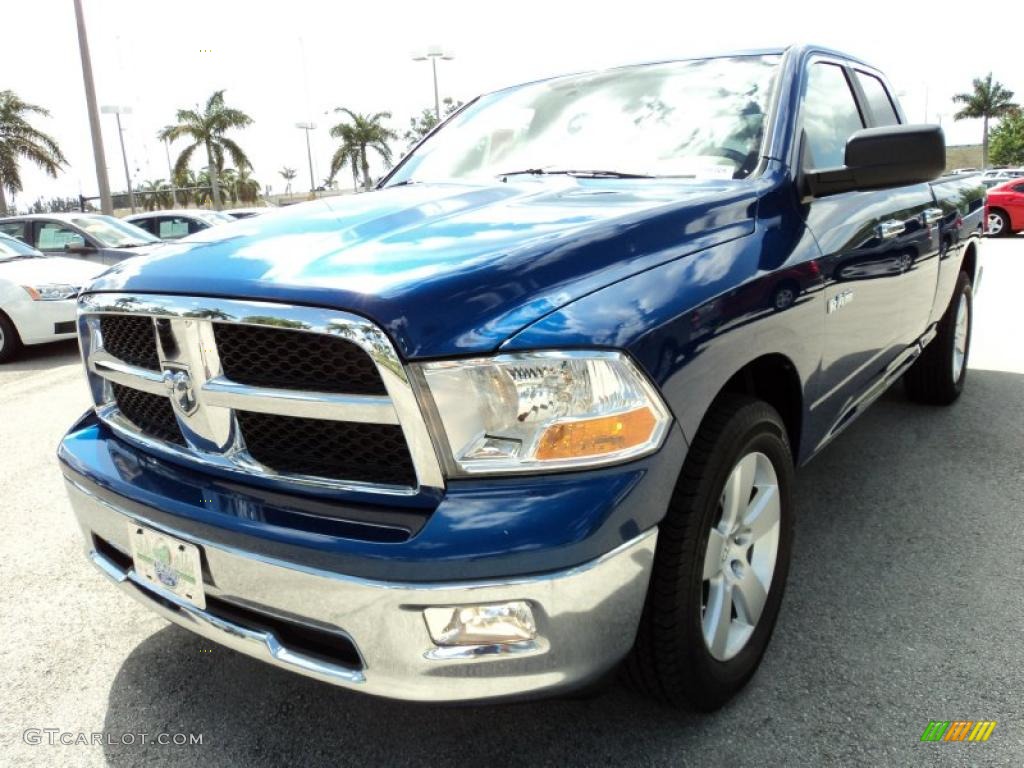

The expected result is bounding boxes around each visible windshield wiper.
[497,168,655,180]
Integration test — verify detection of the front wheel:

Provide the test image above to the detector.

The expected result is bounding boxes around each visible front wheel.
[624,395,795,710]
[0,312,22,363]
[904,270,973,405]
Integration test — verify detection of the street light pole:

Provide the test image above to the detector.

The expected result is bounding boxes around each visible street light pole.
[295,122,317,195]
[412,46,454,120]
[102,105,136,213]
[73,0,112,214]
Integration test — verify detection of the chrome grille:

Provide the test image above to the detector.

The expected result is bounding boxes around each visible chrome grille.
[100,315,161,371]
[212,323,386,395]
[79,294,444,496]
[111,383,186,445]
[235,411,416,486]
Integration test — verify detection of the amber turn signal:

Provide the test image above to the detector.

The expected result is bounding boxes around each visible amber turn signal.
[536,407,658,461]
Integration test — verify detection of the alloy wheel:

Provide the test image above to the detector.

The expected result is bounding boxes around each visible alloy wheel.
[987,212,1004,235]
[952,294,969,382]
[701,451,781,661]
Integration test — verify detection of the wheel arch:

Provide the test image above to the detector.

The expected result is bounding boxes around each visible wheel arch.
[961,240,979,284]
[696,353,804,462]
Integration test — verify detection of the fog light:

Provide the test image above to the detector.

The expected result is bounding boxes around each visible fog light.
[423,602,537,646]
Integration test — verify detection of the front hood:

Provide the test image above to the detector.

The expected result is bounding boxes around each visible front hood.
[0,256,105,285]
[87,179,757,357]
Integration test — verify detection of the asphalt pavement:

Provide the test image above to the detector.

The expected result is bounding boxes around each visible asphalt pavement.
[1,238,1022,767]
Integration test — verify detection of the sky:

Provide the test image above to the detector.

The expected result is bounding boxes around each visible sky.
[4,0,1021,208]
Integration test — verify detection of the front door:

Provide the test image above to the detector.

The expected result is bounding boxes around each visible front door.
[799,59,935,443]
[31,220,106,264]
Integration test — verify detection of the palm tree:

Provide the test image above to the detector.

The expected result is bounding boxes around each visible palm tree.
[0,90,67,214]
[219,168,239,205]
[173,167,197,207]
[953,74,1019,168]
[328,109,396,190]
[158,90,253,210]
[137,179,163,211]
[328,127,361,192]
[234,167,261,204]
[278,166,297,195]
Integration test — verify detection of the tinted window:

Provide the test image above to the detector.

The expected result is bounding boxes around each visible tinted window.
[0,221,27,241]
[856,71,900,126]
[802,63,864,169]
[1013,183,1024,194]
[35,222,86,251]
[129,218,156,235]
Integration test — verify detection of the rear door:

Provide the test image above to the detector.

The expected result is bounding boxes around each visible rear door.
[852,68,942,341]
[799,58,935,440]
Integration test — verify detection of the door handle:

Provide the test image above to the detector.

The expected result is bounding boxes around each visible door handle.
[923,208,944,225]
[878,220,906,240]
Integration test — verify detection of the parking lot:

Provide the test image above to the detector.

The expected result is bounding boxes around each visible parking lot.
[1,238,1022,767]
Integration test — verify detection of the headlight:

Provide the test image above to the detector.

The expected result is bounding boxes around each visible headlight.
[417,351,670,475]
[22,284,80,301]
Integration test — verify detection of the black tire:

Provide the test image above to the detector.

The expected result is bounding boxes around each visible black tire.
[624,395,795,710]
[0,311,22,363]
[987,209,1011,237]
[904,271,972,405]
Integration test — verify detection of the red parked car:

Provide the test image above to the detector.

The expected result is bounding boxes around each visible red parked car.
[986,179,1024,236]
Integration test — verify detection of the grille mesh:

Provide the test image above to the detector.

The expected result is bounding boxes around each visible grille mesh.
[112,383,185,445]
[100,316,160,370]
[213,324,386,395]
[236,411,416,486]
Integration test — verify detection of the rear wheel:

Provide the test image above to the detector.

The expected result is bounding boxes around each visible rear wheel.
[624,395,794,710]
[0,312,22,363]
[904,271,973,405]
[987,209,1010,237]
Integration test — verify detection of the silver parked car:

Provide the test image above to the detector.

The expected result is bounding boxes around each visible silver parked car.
[980,168,1024,189]
[0,213,162,265]
[125,209,235,240]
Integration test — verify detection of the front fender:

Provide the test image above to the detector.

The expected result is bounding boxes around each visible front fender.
[501,224,825,464]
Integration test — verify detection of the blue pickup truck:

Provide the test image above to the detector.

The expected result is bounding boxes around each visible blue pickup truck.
[59,45,984,710]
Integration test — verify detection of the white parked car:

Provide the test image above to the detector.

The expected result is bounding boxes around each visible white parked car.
[0,233,103,362]
[124,209,235,240]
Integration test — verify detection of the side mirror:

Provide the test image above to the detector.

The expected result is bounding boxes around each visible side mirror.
[65,242,96,254]
[804,124,945,198]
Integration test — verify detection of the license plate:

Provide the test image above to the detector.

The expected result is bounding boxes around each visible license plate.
[128,522,206,609]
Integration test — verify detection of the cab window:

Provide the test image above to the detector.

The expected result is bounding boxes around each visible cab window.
[802,62,865,170]
[855,71,900,126]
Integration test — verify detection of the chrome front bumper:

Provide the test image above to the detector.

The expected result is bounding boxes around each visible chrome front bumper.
[65,477,657,702]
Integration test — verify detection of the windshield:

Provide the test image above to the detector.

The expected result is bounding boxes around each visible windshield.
[388,55,780,185]
[71,216,161,247]
[195,211,235,225]
[0,233,42,260]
